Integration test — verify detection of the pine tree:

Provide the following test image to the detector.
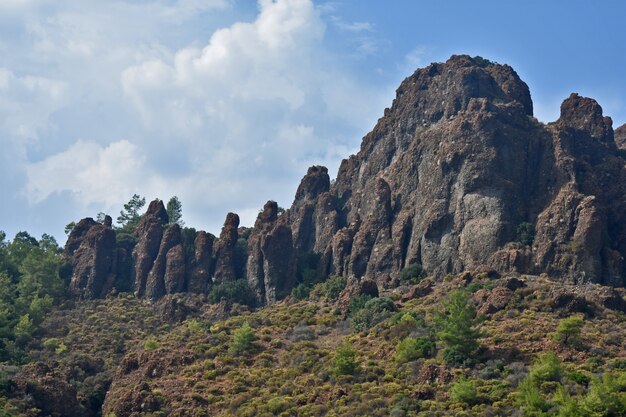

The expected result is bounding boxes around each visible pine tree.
[435,289,481,366]
[116,194,146,232]
[166,196,184,227]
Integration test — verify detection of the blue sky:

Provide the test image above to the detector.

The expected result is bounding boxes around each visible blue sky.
[1,0,625,242]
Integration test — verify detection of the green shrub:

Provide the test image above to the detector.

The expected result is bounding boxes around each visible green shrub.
[579,371,626,416]
[350,297,395,332]
[348,294,373,315]
[321,275,347,300]
[399,264,424,283]
[435,290,481,366]
[144,338,158,350]
[517,375,550,413]
[528,352,563,384]
[450,377,479,405]
[394,337,435,363]
[552,315,584,348]
[516,222,535,246]
[229,322,255,354]
[331,340,359,376]
[291,283,311,301]
[208,280,255,306]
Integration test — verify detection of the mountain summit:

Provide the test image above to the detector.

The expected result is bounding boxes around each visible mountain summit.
[66,55,626,304]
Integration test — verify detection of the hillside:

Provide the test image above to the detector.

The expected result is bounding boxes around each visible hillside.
[0,55,625,416]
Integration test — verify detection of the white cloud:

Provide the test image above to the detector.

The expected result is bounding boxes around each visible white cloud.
[4,0,388,238]
[25,140,154,207]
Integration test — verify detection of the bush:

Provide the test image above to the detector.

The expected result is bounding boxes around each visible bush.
[552,315,584,347]
[208,280,255,306]
[312,275,346,301]
[395,337,435,363]
[450,377,479,405]
[399,264,424,283]
[435,290,481,366]
[348,295,373,315]
[229,322,255,354]
[579,371,626,416]
[350,297,395,332]
[331,340,359,376]
[144,338,158,350]
[516,222,535,246]
[528,352,563,384]
[291,283,311,301]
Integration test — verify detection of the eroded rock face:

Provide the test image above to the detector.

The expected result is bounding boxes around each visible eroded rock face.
[212,213,240,284]
[66,216,117,299]
[247,201,295,304]
[615,123,626,150]
[145,224,183,300]
[187,231,215,293]
[132,200,169,297]
[64,55,626,303]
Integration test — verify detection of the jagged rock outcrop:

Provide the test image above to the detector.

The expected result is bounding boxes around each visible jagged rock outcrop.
[145,224,184,300]
[132,200,169,297]
[65,216,116,299]
[187,231,215,293]
[616,123,626,149]
[212,213,240,283]
[64,55,626,304]
[247,201,295,304]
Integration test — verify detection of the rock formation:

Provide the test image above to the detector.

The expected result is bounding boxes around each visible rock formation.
[65,55,626,303]
[65,216,116,300]
[615,123,626,150]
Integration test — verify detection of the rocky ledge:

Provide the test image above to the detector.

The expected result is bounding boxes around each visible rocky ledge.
[65,55,626,304]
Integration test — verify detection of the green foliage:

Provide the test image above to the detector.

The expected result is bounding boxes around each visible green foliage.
[435,290,481,366]
[0,232,65,362]
[517,222,535,246]
[578,371,626,416]
[473,56,496,67]
[166,196,184,227]
[144,338,158,350]
[450,377,479,405]
[312,275,346,301]
[64,221,76,235]
[116,194,146,232]
[399,263,424,283]
[350,297,395,332]
[518,375,551,413]
[331,340,359,376]
[528,352,563,384]
[291,283,311,301]
[208,280,255,306]
[394,336,435,363]
[552,315,584,347]
[229,322,255,354]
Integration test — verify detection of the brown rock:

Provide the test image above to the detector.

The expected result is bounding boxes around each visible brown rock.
[145,224,182,300]
[477,287,514,315]
[11,362,84,417]
[65,217,117,299]
[401,279,434,302]
[212,212,240,283]
[187,231,215,293]
[247,201,296,304]
[615,123,626,150]
[132,199,168,297]
[337,277,379,315]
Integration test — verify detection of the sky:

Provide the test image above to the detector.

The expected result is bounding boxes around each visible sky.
[1,0,625,242]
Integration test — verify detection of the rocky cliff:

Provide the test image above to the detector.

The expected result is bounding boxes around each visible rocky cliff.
[65,55,626,303]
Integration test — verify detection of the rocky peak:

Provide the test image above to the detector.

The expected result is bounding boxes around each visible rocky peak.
[558,93,613,141]
[212,212,240,283]
[294,166,330,202]
[615,123,626,150]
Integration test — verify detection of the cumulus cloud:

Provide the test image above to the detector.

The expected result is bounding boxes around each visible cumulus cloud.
[3,0,388,238]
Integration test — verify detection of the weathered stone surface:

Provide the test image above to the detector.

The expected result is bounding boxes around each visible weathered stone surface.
[132,200,168,297]
[66,216,117,299]
[247,201,295,305]
[337,277,379,315]
[145,224,182,300]
[212,213,240,284]
[401,279,434,302]
[187,231,215,293]
[12,362,84,417]
[615,123,626,150]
